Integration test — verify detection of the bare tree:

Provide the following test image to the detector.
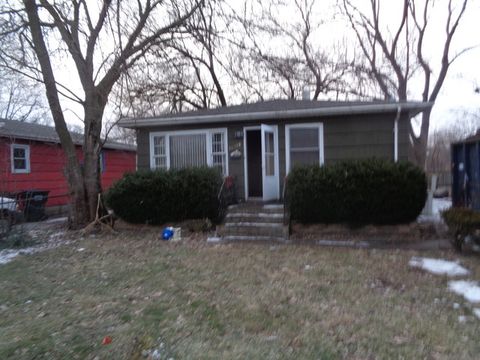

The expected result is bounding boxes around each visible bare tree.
[117,0,231,115]
[427,119,478,174]
[0,70,49,123]
[343,0,472,167]
[0,0,201,226]
[233,0,350,100]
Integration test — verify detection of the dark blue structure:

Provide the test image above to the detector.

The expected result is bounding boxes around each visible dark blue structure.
[452,132,480,210]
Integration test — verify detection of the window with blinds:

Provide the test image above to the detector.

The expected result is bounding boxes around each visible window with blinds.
[170,134,207,169]
[150,129,228,175]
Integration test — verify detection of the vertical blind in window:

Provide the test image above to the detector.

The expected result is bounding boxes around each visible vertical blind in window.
[169,134,207,169]
[289,127,320,168]
[151,130,227,174]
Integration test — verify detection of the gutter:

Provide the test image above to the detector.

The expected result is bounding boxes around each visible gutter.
[393,105,401,162]
[119,102,433,128]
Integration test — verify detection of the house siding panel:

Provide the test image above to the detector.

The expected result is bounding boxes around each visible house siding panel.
[1,138,136,208]
[136,111,411,200]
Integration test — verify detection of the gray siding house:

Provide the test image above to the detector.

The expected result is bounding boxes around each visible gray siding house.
[118,99,431,202]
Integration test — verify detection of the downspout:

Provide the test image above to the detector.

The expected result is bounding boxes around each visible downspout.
[393,105,401,162]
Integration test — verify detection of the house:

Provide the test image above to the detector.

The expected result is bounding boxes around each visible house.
[451,131,480,210]
[119,99,432,202]
[0,119,136,214]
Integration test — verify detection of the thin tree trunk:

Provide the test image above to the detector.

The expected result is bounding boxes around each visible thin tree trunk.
[413,108,432,168]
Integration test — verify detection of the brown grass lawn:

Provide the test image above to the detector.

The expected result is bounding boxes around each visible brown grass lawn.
[0,228,479,359]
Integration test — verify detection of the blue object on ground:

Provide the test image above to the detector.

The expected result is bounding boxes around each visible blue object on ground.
[162,227,174,240]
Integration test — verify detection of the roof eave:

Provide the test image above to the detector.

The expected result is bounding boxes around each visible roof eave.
[118,102,433,129]
[0,133,136,151]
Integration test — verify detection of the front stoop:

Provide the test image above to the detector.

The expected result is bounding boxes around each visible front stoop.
[217,203,289,242]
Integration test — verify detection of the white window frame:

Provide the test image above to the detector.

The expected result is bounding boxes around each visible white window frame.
[149,128,229,175]
[11,144,31,174]
[285,122,324,173]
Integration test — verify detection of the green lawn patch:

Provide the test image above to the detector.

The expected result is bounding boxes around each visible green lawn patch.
[0,229,479,359]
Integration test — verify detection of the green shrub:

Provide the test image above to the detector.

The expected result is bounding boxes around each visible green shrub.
[106,167,223,224]
[286,159,427,225]
[441,207,480,251]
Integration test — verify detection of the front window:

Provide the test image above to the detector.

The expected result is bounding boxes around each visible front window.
[11,144,30,174]
[211,132,226,175]
[153,136,167,169]
[286,123,323,172]
[170,133,208,169]
[150,129,228,175]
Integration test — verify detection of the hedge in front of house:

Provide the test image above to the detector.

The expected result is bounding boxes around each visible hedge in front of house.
[106,167,223,224]
[286,159,427,225]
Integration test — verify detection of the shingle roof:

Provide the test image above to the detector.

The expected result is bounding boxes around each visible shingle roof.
[453,130,480,145]
[0,119,136,151]
[119,99,432,128]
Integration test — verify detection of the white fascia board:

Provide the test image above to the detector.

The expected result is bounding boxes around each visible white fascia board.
[118,102,434,128]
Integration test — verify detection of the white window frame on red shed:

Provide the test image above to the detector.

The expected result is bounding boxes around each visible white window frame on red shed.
[11,144,31,174]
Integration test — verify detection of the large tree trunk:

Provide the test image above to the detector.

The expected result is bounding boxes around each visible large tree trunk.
[24,0,89,227]
[83,90,108,220]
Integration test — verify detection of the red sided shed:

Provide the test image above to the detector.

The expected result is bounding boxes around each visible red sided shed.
[0,119,136,213]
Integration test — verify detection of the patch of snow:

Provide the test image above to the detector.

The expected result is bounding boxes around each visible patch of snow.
[304,264,312,271]
[0,247,39,265]
[77,248,85,252]
[433,198,452,215]
[417,198,452,222]
[458,315,467,323]
[207,237,222,243]
[409,257,469,276]
[45,216,68,224]
[0,229,69,265]
[453,302,460,309]
[448,280,480,303]
[473,308,480,319]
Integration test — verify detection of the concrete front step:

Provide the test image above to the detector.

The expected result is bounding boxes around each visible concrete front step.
[226,213,283,223]
[218,224,287,238]
[225,222,283,227]
[227,204,284,214]
[219,202,288,242]
[222,235,287,242]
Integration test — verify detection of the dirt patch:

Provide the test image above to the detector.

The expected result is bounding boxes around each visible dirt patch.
[290,221,448,246]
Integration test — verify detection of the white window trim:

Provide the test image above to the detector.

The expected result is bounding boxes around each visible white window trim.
[11,144,31,174]
[285,122,324,173]
[149,128,229,175]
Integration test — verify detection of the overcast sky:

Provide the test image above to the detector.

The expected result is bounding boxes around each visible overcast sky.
[53,0,479,132]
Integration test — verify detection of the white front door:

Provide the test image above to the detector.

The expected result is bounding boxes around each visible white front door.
[261,124,279,201]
